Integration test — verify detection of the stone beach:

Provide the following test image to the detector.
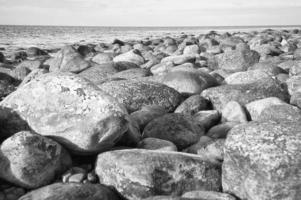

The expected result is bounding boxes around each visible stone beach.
[0,28,300,200]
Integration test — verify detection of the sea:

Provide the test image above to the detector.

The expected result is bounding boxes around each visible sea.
[0,25,300,56]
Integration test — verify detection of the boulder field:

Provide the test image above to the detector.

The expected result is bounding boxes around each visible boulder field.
[0,29,300,200]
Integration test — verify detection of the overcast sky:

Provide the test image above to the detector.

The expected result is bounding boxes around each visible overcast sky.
[0,0,300,26]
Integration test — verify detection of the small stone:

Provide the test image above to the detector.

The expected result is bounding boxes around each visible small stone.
[221,101,248,123]
[68,173,86,183]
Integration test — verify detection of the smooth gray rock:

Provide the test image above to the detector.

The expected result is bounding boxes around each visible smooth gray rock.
[143,113,204,150]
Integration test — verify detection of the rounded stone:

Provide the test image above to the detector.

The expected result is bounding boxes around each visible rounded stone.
[223,121,301,200]
[142,113,204,150]
[95,149,221,200]
[0,72,129,154]
[0,131,71,189]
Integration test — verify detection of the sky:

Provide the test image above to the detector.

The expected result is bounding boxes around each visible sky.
[0,0,301,26]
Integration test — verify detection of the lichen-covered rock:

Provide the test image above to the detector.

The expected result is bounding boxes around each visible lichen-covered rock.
[216,47,260,72]
[113,49,145,65]
[98,80,181,113]
[138,138,178,152]
[49,46,91,73]
[143,113,204,150]
[245,97,288,121]
[19,183,121,200]
[223,121,301,200]
[181,190,236,200]
[0,72,129,154]
[78,62,118,85]
[257,104,301,123]
[95,149,221,200]
[160,71,218,95]
[201,78,289,111]
[0,131,71,189]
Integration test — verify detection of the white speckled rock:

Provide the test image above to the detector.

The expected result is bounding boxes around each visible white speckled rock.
[19,183,121,200]
[245,97,288,121]
[223,121,301,200]
[0,72,129,154]
[98,79,181,113]
[95,149,221,200]
[0,131,71,189]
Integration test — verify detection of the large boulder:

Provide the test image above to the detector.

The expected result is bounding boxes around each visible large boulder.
[95,149,221,200]
[201,78,289,110]
[223,121,301,200]
[0,72,129,154]
[98,80,182,113]
[142,113,204,150]
[19,183,121,200]
[0,131,71,189]
[49,46,90,73]
[216,47,260,72]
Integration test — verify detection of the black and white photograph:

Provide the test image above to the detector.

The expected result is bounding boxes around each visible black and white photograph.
[0,0,300,199]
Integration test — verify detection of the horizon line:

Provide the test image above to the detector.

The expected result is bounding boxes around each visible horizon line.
[1,24,301,28]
